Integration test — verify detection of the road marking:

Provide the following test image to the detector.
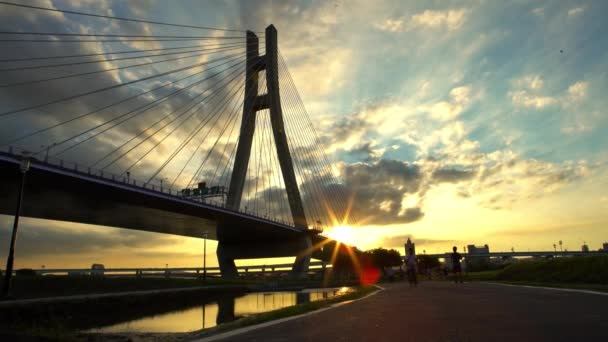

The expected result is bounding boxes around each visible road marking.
[487,282,608,296]
[194,286,383,342]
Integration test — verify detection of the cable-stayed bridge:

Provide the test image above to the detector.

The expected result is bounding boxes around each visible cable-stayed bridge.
[0,2,359,279]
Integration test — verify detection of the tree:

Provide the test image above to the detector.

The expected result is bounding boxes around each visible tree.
[416,255,440,274]
[365,248,402,271]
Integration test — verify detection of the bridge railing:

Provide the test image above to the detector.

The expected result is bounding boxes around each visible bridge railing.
[2,261,330,277]
[1,145,300,228]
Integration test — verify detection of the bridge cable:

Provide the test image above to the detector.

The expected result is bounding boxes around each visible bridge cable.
[145,66,250,185]
[182,84,244,191]
[0,42,248,72]
[183,57,264,190]
[279,51,361,227]
[277,54,346,228]
[0,37,246,43]
[0,31,248,39]
[0,51,251,118]
[50,56,247,158]
[193,64,262,193]
[0,52,246,147]
[181,61,264,191]
[120,78,244,177]
[180,89,244,196]
[0,1,261,34]
[0,41,262,63]
[0,46,245,88]
[96,58,247,171]
[276,60,326,227]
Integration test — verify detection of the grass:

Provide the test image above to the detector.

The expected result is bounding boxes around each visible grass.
[5,274,360,300]
[486,281,608,293]
[464,256,608,291]
[190,285,378,339]
[5,275,250,299]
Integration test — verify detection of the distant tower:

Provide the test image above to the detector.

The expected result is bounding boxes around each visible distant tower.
[405,237,416,257]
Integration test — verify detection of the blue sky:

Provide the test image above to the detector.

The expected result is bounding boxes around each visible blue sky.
[0,0,607,268]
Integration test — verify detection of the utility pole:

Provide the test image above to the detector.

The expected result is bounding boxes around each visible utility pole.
[2,154,31,299]
[203,232,208,281]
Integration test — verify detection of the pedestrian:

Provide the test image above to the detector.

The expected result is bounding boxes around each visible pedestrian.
[406,247,417,287]
[450,246,464,283]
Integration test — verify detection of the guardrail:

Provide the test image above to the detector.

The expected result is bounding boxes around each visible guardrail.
[412,251,608,259]
[0,146,329,235]
[3,261,331,277]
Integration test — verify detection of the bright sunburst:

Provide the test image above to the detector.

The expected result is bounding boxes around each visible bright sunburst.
[327,225,356,245]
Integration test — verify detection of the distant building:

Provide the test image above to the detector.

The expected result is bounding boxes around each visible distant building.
[466,244,490,270]
[91,263,105,276]
[405,238,416,257]
[467,244,490,255]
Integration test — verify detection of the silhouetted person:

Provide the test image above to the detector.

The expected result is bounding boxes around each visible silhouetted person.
[451,246,463,283]
[406,247,417,287]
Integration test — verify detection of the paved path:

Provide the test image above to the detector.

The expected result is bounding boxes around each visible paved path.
[214,281,608,341]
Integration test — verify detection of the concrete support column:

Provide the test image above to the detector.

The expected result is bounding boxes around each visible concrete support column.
[265,25,308,230]
[226,31,260,211]
[291,235,312,278]
[217,243,238,279]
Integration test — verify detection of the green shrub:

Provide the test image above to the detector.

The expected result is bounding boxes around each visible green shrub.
[497,256,608,284]
[15,268,38,277]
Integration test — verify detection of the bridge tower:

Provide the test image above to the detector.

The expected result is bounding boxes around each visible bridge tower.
[216,25,312,279]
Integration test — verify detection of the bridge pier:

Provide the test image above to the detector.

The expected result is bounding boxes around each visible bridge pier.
[217,226,312,279]
[217,24,313,280]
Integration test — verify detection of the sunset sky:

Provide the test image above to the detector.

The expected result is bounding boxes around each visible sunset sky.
[1,0,607,269]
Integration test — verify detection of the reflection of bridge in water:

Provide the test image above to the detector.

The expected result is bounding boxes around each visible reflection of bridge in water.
[0,3,359,282]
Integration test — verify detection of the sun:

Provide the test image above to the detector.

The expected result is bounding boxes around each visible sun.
[327,225,356,245]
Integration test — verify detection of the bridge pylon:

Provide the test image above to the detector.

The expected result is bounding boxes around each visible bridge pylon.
[216,25,312,279]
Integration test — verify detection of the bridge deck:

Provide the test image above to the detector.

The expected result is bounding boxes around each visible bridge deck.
[0,152,320,249]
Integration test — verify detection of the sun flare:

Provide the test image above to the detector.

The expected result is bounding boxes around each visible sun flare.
[327,225,356,245]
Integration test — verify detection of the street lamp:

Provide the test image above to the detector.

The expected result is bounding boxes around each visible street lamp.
[2,153,31,299]
[203,232,208,281]
[41,143,56,162]
[160,177,167,192]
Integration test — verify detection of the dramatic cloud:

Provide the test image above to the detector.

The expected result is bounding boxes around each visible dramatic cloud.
[379,234,457,250]
[376,9,469,33]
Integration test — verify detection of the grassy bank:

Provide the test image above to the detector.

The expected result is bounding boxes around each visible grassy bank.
[189,285,378,340]
[0,286,249,341]
[465,256,608,289]
[5,275,360,300]
[5,276,247,300]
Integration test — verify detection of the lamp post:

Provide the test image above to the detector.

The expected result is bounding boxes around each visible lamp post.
[42,143,56,162]
[2,154,31,299]
[203,232,208,281]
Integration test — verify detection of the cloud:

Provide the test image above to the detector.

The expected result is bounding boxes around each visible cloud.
[567,7,585,17]
[374,18,405,33]
[0,217,185,260]
[423,86,472,121]
[379,234,456,249]
[566,81,588,102]
[509,75,556,109]
[509,91,557,109]
[531,7,544,17]
[432,168,476,183]
[375,8,469,33]
[411,9,469,32]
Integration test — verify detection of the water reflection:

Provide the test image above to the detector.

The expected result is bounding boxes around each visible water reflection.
[88,288,350,333]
